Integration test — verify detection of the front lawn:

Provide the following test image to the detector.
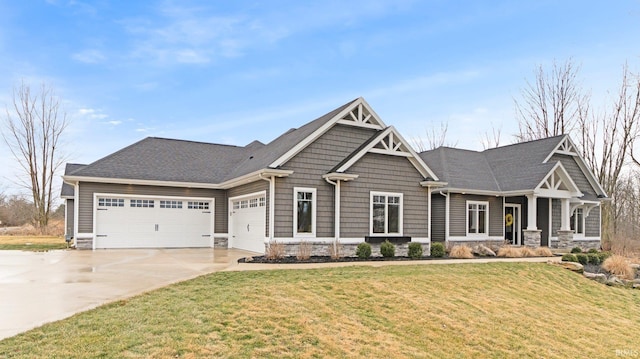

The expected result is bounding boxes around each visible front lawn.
[1,263,639,358]
[0,235,68,251]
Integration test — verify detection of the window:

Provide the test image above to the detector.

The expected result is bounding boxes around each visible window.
[98,198,124,207]
[160,200,182,209]
[130,199,154,208]
[571,208,584,235]
[294,187,316,237]
[249,198,258,208]
[467,201,488,235]
[188,201,209,210]
[259,196,266,207]
[370,192,402,235]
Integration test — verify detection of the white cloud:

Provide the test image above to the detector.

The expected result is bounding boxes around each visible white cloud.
[105,120,122,126]
[77,108,108,120]
[72,49,106,64]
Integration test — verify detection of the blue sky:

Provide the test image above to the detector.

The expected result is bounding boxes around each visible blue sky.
[1,0,639,195]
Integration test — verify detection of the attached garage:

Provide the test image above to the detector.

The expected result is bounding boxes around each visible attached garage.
[94,195,214,249]
[229,193,266,253]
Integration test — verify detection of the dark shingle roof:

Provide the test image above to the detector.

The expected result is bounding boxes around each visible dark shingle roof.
[66,98,359,185]
[61,163,87,197]
[419,135,566,193]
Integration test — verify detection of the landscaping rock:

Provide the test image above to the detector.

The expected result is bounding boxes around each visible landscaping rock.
[554,261,584,273]
[473,245,496,257]
[633,284,640,290]
[584,272,607,283]
[606,276,625,286]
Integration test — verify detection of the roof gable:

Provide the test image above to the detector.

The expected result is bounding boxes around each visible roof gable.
[268,97,386,168]
[534,162,583,198]
[333,126,439,180]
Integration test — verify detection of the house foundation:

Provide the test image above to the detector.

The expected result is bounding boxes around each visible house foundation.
[555,230,574,250]
[523,229,542,248]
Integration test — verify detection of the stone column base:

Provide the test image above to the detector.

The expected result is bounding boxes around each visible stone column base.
[523,229,542,248]
[556,230,574,250]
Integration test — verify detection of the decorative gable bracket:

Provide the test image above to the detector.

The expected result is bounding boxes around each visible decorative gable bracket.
[334,126,439,180]
[336,100,385,130]
[534,162,583,199]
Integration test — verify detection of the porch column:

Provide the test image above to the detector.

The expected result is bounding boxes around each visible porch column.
[560,198,571,231]
[526,194,537,230]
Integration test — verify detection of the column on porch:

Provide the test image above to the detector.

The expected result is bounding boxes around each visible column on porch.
[523,194,541,247]
[556,197,574,249]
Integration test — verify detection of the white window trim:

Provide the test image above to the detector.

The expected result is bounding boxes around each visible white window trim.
[369,191,404,236]
[572,207,586,239]
[293,187,316,238]
[466,200,489,237]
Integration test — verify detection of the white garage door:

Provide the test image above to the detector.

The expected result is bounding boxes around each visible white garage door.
[230,194,266,253]
[95,196,213,249]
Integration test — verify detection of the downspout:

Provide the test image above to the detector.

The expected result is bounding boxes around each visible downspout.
[324,177,340,253]
[73,182,79,249]
[259,174,275,242]
[439,191,449,244]
[427,186,432,244]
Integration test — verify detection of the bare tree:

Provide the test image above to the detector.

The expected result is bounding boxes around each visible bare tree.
[515,59,589,141]
[578,64,640,247]
[412,121,457,152]
[1,81,68,231]
[480,124,502,150]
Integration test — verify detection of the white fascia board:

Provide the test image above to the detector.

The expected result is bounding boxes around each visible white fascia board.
[268,98,369,169]
[63,175,222,189]
[389,126,439,180]
[441,188,534,197]
[220,169,293,189]
[63,168,293,191]
[573,154,608,197]
[543,134,573,163]
[335,127,392,172]
[359,97,387,128]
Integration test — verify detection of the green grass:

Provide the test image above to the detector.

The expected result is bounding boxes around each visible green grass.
[0,236,68,251]
[1,263,639,358]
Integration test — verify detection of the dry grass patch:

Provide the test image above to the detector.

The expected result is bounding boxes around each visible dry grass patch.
[265,241,285,260]
[1,263,639,358]
[602,255,636,280]
[296,241,312,261]
[497,245,523,257]
[449,245,474,259]
[534,247,554,257]
[0,235,67,251]
[520,247,536,257]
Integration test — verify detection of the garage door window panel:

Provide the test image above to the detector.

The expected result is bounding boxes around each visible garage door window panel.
[99,198,124,207]
[130,199,154,208]
[294,187,316,237]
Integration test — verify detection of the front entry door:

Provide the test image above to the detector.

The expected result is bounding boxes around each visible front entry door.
[505,204,521,245]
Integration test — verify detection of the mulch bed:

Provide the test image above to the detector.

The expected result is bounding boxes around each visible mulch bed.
[238,255,559,264]
[240,255,439,264]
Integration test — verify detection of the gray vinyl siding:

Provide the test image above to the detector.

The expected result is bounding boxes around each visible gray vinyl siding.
[449,194,502,237]
[431,194,445,242]
[549,154,599,199]
[77,182,227,234]
[340,153,429,238]
[586,206,600,237]
[275,124,377,238]
[228,181,269,237]
[551,199,561,237]
[65,199,74,236]
[537,197,549,246]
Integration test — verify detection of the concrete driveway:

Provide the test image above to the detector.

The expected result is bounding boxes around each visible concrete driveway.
[0,248,252,340]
